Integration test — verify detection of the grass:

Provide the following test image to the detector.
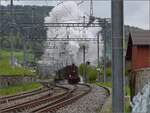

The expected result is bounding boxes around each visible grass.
[95,82,130,96]
[125,96,131,113]
[95,82,112,88]
[14,51,34,62]
[95,81,131,113]
[0,50,34,62]
[125,84,131,96]
[0,50,35,76]
[0,82,42,96]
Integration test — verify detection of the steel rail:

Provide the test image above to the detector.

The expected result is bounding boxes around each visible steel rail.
[0,87,47,104]
[0,85,74,113]
[34,84,91,113]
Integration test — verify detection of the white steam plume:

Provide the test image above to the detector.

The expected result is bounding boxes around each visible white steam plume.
[40,1,103,68]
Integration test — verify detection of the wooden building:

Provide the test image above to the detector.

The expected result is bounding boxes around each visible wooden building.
[126,30,150,71]
[126,30,150,99]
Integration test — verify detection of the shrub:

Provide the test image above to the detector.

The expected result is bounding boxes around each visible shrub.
[79,64,97,82]
[106,67,111,77]
[79,64,84,76]
[87,66,97,82]
[100,66,112,77]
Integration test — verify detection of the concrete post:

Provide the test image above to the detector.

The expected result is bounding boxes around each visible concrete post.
[97,32,100,82]
[23,35,27,67]
[112,0,124,112]
[0,0,1,52]
[83,45,87,83]
[10,0,14,66]
[104,19,107,82]
[10,26,14,66]
[0,1,2,58]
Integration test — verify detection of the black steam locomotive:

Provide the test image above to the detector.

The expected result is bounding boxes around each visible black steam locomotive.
[56,64,80,84]
[66,64,80,84]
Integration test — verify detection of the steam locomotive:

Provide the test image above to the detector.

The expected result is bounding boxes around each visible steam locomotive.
[66,64,80,84]
[56,64,80,84]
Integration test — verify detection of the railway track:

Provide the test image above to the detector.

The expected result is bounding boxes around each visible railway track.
[34,83,91,113]
[1,84,91,113]
[0,84,74,113]
[0,87,48,104]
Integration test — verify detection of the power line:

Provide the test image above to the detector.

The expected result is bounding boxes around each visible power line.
[17,22,101,27]
[26,38,101,41]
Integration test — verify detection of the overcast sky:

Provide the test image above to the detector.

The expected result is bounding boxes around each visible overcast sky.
[1,0,149,30]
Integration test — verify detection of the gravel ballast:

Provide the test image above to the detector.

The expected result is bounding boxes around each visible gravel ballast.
[56,85,109,113]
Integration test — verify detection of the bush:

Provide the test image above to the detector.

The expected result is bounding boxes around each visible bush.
[79,64,84,76]
[87,66,97,82]
[106,67,111,77]
[100,66,112,78]
[79,64,97,82]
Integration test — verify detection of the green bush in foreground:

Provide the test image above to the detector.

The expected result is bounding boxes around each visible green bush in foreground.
[79,64,97,82]
[100,66,112,78]
[79,64,113,83]
[87,65,97,82]
[0,82,42,96]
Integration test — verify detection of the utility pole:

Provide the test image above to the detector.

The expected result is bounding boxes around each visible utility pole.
[104,19,107,82]
[10,0,14,66]
[112,0,124,112]
[0,0,1,34]
[97,31,100,82]
[31,7,35,63]
[0,0,2,57]
[23,28,29,67]
[82,15,87,83]
[23,35,27,67]
[83,45,87,83]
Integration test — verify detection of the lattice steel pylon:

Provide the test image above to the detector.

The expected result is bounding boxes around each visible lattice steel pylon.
[90,0,93,17]
[88,0,95,26]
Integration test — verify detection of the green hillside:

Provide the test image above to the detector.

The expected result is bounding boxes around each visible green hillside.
[0,50,35,76]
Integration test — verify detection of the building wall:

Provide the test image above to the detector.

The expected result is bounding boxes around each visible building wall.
[132,46,150,70]
[130,68,150,99]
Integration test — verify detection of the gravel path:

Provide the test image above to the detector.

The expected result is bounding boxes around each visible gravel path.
[56,85,109,113]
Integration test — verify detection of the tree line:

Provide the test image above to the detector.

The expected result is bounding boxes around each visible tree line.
[0,5,53,60]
